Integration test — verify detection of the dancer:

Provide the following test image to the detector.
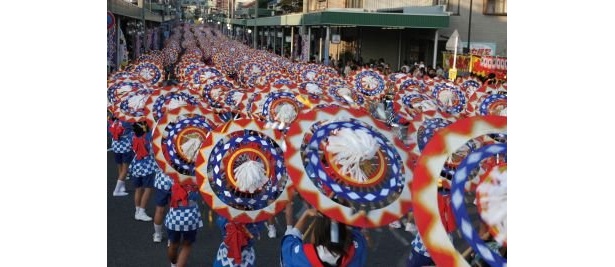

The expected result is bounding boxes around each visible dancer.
[165,182,203,267]
[108,115,133,196]
[129,121,158,221]
[281,208,367,267]
[213,215,264,267]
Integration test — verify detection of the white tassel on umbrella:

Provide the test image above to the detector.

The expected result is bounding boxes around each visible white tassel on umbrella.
[326,128,380,183]
[127,94,147,110]
[233,160,269,193]
[306,83,323,95]
[167,97,187,111]
[476,168,507,245]
[274,103,298,129]
[181,136,203,162]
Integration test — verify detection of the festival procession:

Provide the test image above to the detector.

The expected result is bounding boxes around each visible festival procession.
[107,3,507,266]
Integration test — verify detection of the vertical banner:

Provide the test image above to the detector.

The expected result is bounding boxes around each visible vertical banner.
[117,27,129,69]
[135,34,142,59]
[442,52,471,73]
[107,24,117,70]
[293,33,301,60]
[152,28,160,51]
[145,29,153,51]
[107,12,117,71]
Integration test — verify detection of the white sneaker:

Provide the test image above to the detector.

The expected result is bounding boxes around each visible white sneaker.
[405,222,418,234]
[135,210,153,221]
[389,220,402,228]
[113,191,129,196]
[153,232,162,243]
[267,225,277,238]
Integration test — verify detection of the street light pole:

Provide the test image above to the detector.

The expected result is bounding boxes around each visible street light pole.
[253,3,258,49]
[466,0,473,54]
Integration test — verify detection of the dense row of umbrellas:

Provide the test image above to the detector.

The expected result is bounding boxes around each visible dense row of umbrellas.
[107,23,507,267]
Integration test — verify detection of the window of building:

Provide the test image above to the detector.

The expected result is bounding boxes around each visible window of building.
[446,0,460,15]
[483,0,506,15]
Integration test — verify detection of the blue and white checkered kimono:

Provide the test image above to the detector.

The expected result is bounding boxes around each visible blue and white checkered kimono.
[164,191,203,232]
[128,131,157,177]
[110,121,133,154]
[213,216,264,267]
[154,170,173,191]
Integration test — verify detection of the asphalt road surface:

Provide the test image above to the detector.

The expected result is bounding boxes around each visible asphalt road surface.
[107,150,475,267]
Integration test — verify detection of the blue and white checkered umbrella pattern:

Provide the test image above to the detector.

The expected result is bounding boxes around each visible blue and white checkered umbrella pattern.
[133,61,164,88]
[430,82,468,117]
[349,68,387,99]
[195,119,294,223]
[451,143,507,267]
[143,84,207,129]
[113,87,156,123]
[152,105,223,185]
[107,81,150,112]
[199,78,237,111]
[411,115,507,267]
[466,83,507,117]
[188,66,224,88]
[327,84,366,108]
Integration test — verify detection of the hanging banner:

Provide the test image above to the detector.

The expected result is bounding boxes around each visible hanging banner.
[107,25,117,69]
[443,52,507,80]
[472,55,507,79]
[117,27,129,69]
[461,42,497,56]
[442,52,472,73]
[301,32,310,63]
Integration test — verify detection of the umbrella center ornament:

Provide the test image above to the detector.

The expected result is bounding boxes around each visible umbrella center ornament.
[163,115,214,176]
[303,119,404,209]
[476,164,507,245]
[206,129,288,211]
[324,128,383,185]
[176,128,206,162]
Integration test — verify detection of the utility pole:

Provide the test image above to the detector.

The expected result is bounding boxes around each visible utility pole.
[253,1,258,49]
[466,0,473,54]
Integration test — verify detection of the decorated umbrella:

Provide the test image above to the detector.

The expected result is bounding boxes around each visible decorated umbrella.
[460,76,483,97]
[392,92,439,120]
[195,118,294,223]
[177,61,206,82]
[188,66,224,88]
[394,76,423,93]
[247,90,310,130]
[152,105,223,184]
[475,164,507,246]
[411,115,507,267]
[349,68,387,99]
[133,61,164,88]
[396,109,457,170]
[430,82,468,117]
[298,65,325,83]
[327,84,366,108]
[466,83,507,116]
[199,78,236,111]
[107,81,148,109]
[297,81,333,106]
[143,85,207,129]
[107,71,142,88]
[284,106,413,228]
[112,87,155,123]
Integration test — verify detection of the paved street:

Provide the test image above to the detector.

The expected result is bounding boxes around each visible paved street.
[107,149,473,267]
